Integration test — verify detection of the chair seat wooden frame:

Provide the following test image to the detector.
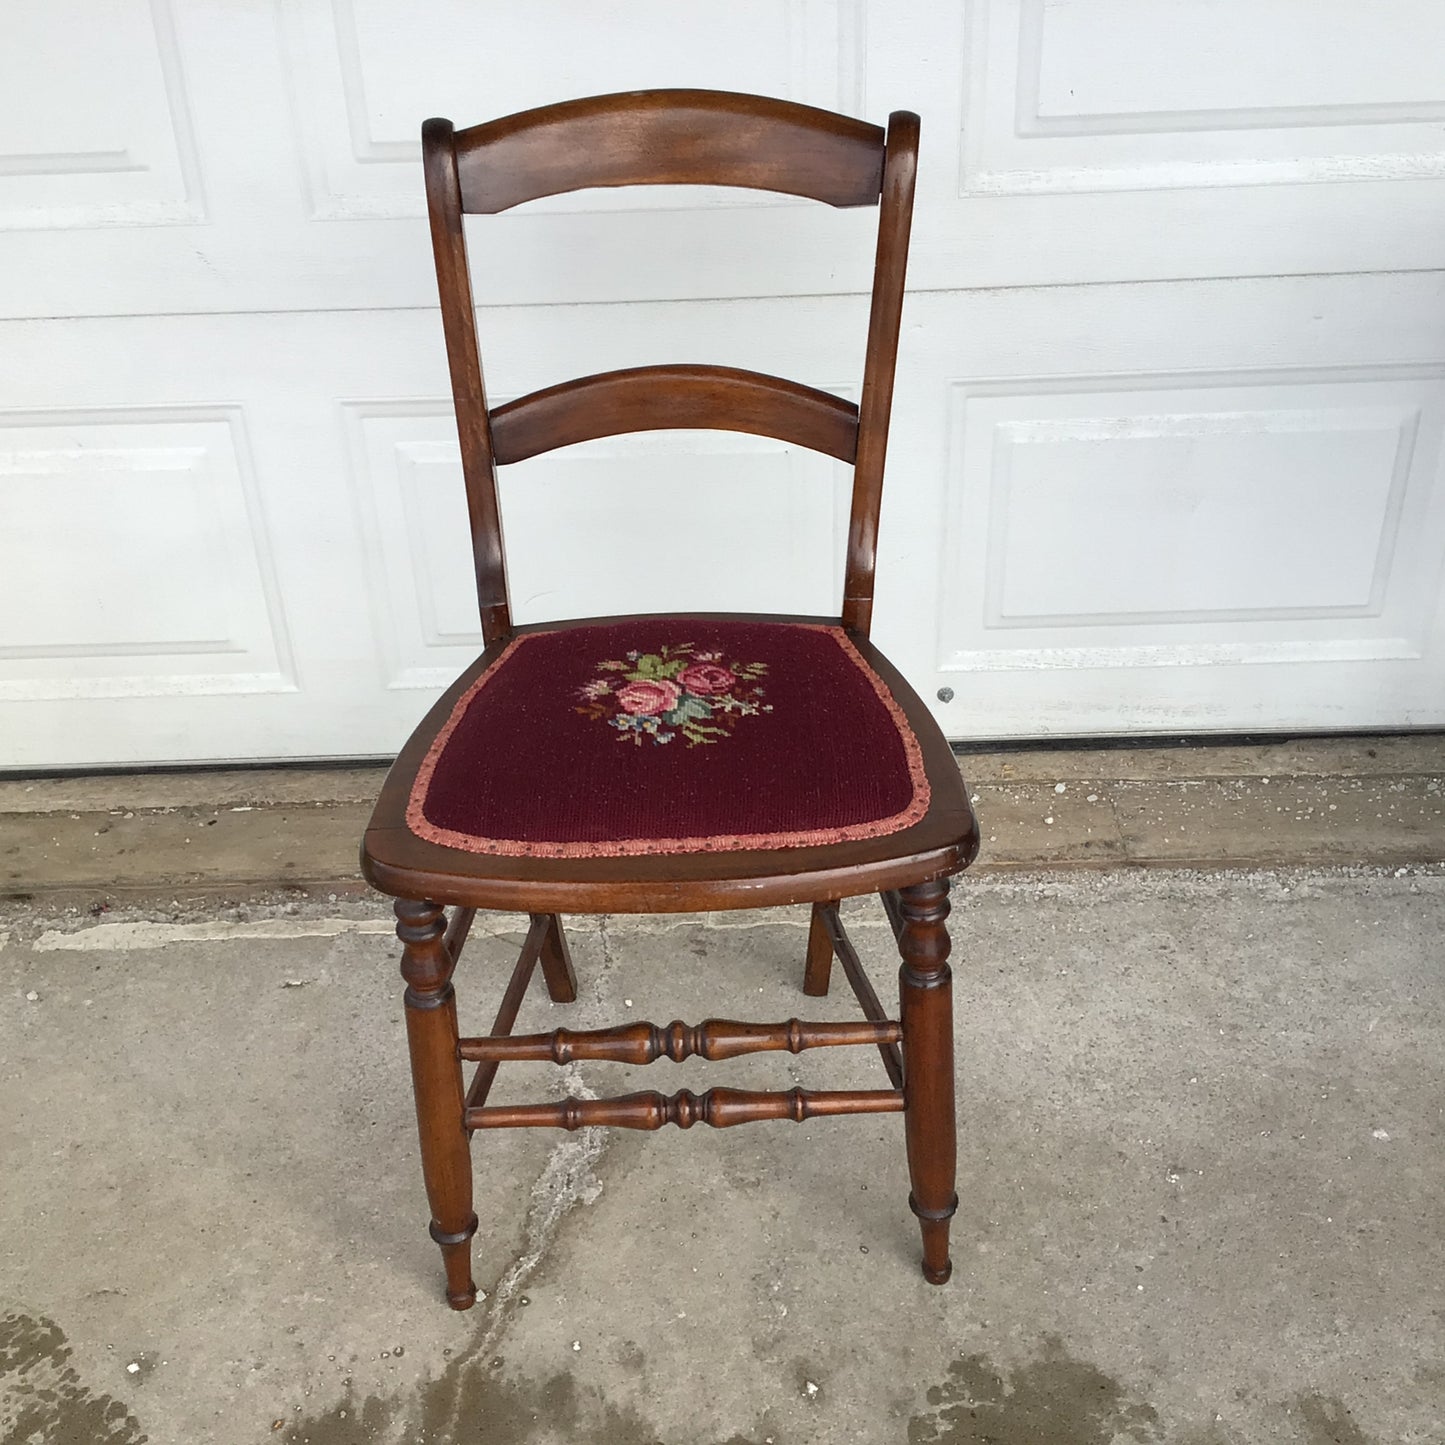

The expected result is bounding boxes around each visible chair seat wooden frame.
[361,90,979,1308]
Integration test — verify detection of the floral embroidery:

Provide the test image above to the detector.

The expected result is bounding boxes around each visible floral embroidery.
[575,644,771,746]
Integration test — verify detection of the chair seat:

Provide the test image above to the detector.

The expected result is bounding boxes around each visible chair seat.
[362,613,977,911]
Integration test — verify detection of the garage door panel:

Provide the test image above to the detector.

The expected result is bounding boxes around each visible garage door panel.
[0,0,203,230]
[963,0,1445,194]
[1028,1,1441,117]
[944,375,1436,631]
[931,0,1445,290]
[928,362,1445,728]
[0,408,294,705]
[983,414,1406,622]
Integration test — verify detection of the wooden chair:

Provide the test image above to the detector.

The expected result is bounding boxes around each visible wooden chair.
[361,90,979,1308]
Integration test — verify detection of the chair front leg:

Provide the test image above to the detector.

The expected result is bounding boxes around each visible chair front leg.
[396,898,478,1309]
[897,878,958,1284]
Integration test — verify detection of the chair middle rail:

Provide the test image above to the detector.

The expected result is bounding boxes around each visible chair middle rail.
[458,1016,901,1066]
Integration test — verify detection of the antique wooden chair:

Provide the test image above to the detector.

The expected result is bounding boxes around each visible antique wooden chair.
[361,90,979,1308]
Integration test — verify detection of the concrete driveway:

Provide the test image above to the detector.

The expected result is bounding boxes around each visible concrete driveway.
[2,866,1441,1443]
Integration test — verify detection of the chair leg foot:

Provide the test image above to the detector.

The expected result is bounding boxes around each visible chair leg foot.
[910,1193,958,1284]
[536,913,578,1003]
[397,899,478,1310]
[897,879,957,1287]
[430,1216,480,1308]
[802,902,834,996]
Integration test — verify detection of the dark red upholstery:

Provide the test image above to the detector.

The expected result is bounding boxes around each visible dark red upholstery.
[407,618,929,857]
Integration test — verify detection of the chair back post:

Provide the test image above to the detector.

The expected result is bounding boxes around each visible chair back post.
[842,111,920,639]
[422,117,513,645]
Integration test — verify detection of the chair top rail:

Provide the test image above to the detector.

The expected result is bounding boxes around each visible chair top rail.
[450,89,886,213]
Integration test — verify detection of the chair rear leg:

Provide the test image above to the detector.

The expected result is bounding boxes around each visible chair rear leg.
[397,899,478,1310]
[535,914,578,1002]
[897,879,957,1284]
[802,902,834,996]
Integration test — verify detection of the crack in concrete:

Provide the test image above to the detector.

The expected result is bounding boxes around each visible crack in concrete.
[474,1069,607,1357]
[593,914,619,998]
[426,1064,610,1437]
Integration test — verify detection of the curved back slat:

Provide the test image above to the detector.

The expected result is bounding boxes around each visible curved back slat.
[491,366,860,466]
[453,90,885,212]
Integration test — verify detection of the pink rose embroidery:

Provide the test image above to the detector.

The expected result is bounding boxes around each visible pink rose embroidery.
[615,678,681,716]
[574,643,770,747]
[676,662,735,695]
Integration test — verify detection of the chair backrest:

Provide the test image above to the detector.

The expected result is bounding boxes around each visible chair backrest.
[422,89,919,644]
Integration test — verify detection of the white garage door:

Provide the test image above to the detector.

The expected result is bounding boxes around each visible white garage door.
[4,1,1445,768]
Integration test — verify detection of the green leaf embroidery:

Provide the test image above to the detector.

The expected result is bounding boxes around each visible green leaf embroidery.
[680,719,729,745]
[664,694,713,726]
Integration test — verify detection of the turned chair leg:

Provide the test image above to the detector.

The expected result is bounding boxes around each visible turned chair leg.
[536,913,578,1002]
[802,901,834,996]
[397,898,478,1309]
[897,878,958,1284]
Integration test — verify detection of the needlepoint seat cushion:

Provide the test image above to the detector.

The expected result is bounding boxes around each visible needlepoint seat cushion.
[404,617,930,858]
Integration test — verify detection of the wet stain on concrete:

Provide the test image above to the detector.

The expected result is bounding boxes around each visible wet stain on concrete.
[614,1341,647,1375]
[908,1335,1162,1445]
[284,1361,768,1444]
[0,1308,147,1445]
[1295,1393,1375,1445]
